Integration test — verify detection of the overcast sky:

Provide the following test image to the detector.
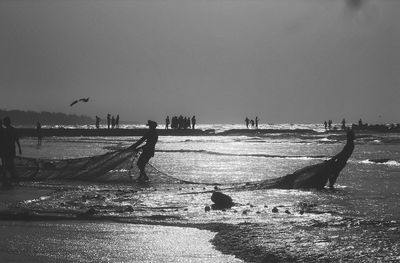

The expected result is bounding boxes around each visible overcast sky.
[1,0,399,124]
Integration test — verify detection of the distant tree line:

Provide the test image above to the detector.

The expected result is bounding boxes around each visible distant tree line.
[0,109,94,126]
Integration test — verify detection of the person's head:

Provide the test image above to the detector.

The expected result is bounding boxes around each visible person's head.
[147,120,158,129]
[3,117,11,127]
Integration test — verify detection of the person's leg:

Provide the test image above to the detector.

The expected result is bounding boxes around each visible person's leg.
[2,156,13,186]
[7,157,19,184]
[137,153,151,181]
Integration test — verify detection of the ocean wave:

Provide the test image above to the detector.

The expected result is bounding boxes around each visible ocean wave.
[359,159,400,167]
[155,149,327,159]
[318,138,337,143]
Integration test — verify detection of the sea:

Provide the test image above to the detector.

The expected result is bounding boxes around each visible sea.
[10,123,400,262]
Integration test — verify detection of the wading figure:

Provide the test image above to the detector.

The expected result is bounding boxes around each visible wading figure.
[165,116,170,130]
[2,117,22,186]
[129,120,158,182]
[36,122,42,146]
[191,115,196,130]
[95,116,101,129]
[107,114,111,129]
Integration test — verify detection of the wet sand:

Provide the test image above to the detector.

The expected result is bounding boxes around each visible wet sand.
[2,181,400,262]
[0,185,241,263]
[0,221,241,263]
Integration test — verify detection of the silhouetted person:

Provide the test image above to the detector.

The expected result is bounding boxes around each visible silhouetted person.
[111,116,116,129]
[255,117,259,129]
[95,116,101,129]
[186,117,191,129]
[2,117,22,186]
[171,116,177,129]
[184,117,190,129]
[129,120,158,182]
[191,116,196,130]
[324,121,328,131]
[250,119,255,127]
[178,115,184,129]
[245,117,249,128]
[36,122,42,146]
[107,114,111,129]
[341,119,346,130]
[165,116,170,130]
[328,120,332,130]
[116,115,120,129]
[358,118,363,127]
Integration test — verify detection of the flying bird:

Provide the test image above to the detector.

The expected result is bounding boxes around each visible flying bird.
[70,97,90,107]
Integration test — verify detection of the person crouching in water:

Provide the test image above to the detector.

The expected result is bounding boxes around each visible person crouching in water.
[129,120,158,182]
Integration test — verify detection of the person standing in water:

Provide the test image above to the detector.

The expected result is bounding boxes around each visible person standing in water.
[36,122,42,146]
[107,114,111,129]
[116,115,120,129]
[129,120,158,182]
[165,116,170,130]
[191,116,196,130]
[2,117,22,186]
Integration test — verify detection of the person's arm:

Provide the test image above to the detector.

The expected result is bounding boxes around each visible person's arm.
[128,134,147,150]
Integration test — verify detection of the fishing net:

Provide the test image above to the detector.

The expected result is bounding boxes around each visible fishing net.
[248,130,355,190]
[14,148,186,184]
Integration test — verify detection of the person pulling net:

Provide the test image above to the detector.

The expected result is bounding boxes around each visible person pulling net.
[127,120,158,182]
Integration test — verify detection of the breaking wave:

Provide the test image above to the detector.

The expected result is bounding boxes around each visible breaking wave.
[360,159,400,167]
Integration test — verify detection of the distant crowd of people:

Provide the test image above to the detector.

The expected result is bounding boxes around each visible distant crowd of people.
[324,119,351,131]
[245,116,259,128]
[165,115,196,130]
[95,114,120,129]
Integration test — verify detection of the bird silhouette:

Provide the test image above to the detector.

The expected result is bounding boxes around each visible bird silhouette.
[70,97,90,106]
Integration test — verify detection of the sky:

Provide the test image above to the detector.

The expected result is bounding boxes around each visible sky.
[1,0,399,124]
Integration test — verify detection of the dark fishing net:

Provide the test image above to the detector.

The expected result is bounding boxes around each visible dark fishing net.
[246,130,355,190]
[15,148,187,184]
[14,130,354,189]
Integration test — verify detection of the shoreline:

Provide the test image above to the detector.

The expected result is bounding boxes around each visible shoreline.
[2,181,399,262]
[0,184,243,263]
[0,183,295,263]
[20,127,318,137]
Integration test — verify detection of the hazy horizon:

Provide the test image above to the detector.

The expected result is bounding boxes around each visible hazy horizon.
[1,0,399,125]
[0,108,396,126]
